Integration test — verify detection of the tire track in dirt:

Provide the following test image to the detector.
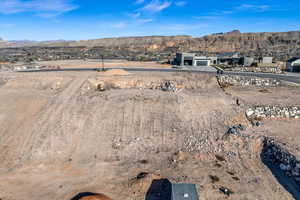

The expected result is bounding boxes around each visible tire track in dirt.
[16,77,87,167]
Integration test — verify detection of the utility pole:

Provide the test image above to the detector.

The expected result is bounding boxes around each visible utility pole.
[101,55,105,71]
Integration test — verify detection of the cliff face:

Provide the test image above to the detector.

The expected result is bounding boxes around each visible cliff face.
[192,31,300,59]
[1,30,300,60]
[68,31,300,60]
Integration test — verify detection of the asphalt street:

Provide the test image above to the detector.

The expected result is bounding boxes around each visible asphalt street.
[16,67,300,84]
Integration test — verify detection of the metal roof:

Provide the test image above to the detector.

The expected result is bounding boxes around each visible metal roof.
[171,183,199,200]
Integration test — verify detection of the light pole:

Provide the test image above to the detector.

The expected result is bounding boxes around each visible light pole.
[101,55,105,71]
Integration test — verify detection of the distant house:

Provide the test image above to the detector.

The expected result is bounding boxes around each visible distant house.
[171,183,199,200]
[262,57,273,64]
[218,53,256,67]
[193,56,211,67]
[174,53,195,66]
[174,53,212,67]
[174,52,257,67]
[258,57,273,64]
[217,52,242,66]
[242,57,254,67]
[287,57,300,72]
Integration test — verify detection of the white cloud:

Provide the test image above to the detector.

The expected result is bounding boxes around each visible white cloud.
[127,12,141,18]
[137,18,153,24]
[237,4,270,12]
[141,0,171,13]
[175,1,187,7]
[135,0,144,4]
[112,22,127,29]
[0,0,78,17]
[195,3,272,20]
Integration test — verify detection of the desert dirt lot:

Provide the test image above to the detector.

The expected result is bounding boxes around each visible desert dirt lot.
[36,59,171,69]
[0,70,299,200]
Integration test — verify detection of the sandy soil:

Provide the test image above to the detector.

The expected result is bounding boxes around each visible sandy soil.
[0,70,299,200]
[35,59,171,69]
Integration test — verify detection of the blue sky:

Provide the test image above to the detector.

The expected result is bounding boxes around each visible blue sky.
[0,0,299,41]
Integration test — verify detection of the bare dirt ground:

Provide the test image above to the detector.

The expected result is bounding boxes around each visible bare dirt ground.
[35,59,171,69]
[0,70,299,200]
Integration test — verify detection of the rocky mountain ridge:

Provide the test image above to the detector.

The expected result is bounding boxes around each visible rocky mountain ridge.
[1,30,300,60]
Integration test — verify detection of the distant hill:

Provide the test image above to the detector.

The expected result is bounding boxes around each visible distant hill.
[1,30,300,60]
[0,38,10,46]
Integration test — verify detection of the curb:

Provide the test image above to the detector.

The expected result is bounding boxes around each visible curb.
[213,66,224,73]
[280,80,300,87]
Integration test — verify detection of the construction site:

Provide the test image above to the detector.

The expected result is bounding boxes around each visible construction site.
[0,67,299,200]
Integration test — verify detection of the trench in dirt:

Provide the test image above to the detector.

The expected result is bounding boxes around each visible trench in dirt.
[261,138,300,200]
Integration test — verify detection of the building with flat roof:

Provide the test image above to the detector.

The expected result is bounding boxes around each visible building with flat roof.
[174,53,214,67]
[258,57,273,64]
[173,52,258,68]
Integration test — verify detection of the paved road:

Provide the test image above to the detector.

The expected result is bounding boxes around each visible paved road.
[16,67,300,84]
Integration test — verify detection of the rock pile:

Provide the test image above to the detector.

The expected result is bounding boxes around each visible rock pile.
[262,139,300,184]
[88,79,179,92]
[218,75,280,87]
[246,106,300,119]
[160,80,177,92]
[225,66,282,74]
[184,135,211,153]
[0,64,13,72]
[225,124,246,136]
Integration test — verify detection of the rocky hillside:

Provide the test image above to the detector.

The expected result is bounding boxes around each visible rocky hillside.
[1,30,300,60]
[60,30,300,59]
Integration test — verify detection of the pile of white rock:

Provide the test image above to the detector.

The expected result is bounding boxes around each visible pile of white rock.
[246,106,300,119]
[0,64,14,72]
[218,75,280,87]
[160,80,178,92]
[225,66,282,74]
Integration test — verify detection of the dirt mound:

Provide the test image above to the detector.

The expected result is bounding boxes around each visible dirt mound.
[99,69,130,76]
[85,73,219,93]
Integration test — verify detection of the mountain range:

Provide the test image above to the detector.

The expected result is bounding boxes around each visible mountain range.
[1,30,300,60]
